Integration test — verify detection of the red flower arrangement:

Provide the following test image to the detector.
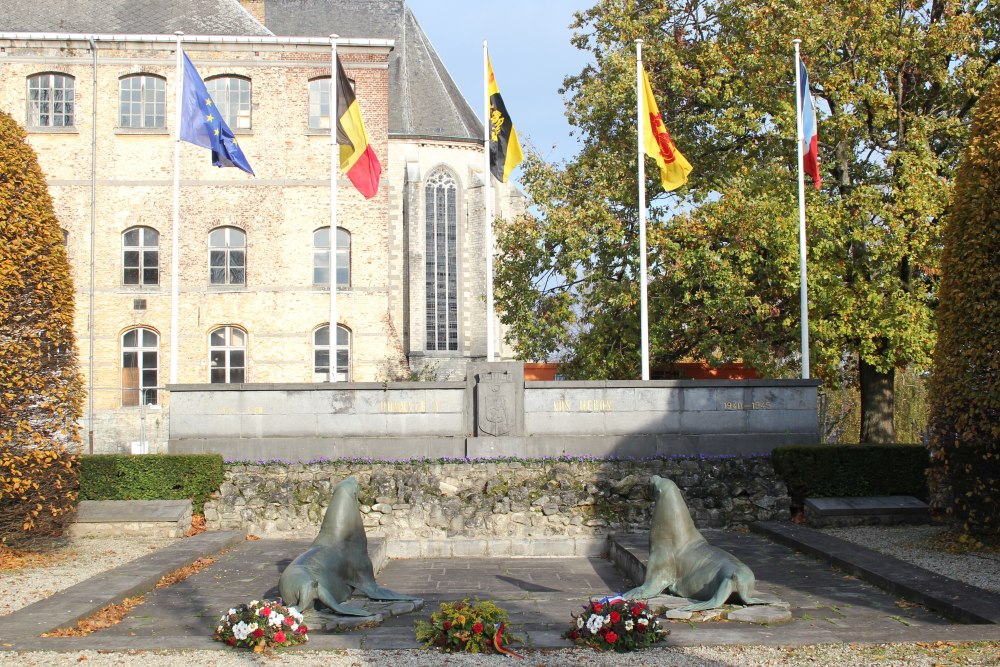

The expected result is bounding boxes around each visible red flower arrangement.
[565,595,669,652]
[213,599,308,653]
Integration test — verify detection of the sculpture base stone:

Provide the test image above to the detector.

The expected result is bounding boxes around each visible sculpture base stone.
[306,597,425,632]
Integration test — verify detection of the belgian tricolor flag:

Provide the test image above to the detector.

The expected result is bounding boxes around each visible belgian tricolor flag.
[487,55,523,183]
[336,58,382,199]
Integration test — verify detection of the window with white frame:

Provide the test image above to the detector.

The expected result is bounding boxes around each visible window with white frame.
[308,77,354,130]
[122,226,159,286]
[205,76,252,130]
[425,168,458,351]
[121,328,158,406]
[119,74,166,128]
[313,325,350,382]
[208,227,246,286]
[209,326,246,383]
[312,227,351,287]
[27,73,74,128]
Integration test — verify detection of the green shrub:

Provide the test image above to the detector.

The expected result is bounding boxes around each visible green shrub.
[79,455,224,513]
[0,448,79,548]
[927,76,1000,542]
[771,445,929,501]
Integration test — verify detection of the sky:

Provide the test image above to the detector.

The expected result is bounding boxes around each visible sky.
[405,0,594,172]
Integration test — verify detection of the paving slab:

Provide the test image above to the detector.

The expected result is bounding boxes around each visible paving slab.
[4,529,1000,653]
[0,531,244,640]
[752,521,1000,625]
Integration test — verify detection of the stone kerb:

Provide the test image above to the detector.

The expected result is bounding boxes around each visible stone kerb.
[204,456,790,538]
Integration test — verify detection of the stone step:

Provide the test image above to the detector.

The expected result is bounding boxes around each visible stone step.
[69,500,193,538]
[803,496,930,527]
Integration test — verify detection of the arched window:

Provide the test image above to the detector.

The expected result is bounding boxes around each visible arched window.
[205,76,252,129]
[27,73,74,128]
[313,324,350,382]
[425,169,458,351]
[122,226,159,286]
[119,74,166,128]
[121,328,159,406]
[209,326,246,383]
[313,227,351,287]
[308,77,354,130]
[208,227,246,285]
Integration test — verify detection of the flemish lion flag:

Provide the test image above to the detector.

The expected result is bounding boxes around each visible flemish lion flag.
[487,55,523,182]
[336,58,382,198]
[641,66,692,191]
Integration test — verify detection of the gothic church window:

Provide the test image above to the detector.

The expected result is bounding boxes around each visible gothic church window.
[313,227,351,287]
[27,73,74,128]
[205,76,252,130]
[122,226,159,286]
[425,169,458,351]
[121,328,158,406]
[313,325,351,382]
[119,74,166,128]
[209,326,247,383]
[208,227,246,286]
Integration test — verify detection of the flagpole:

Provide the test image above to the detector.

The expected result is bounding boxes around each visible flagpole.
[329,35,339,382]
[793,39,810,380]
[483,40,495,362]
[636,39,650,381]
[170,31,183,385]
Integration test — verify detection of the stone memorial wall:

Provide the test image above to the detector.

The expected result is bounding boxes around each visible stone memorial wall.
[169,363,820,461]
[203,456,790,537]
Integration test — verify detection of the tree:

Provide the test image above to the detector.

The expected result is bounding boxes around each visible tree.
[495,0,998,441]
[926,77,1000,542]
[0,109,84,451]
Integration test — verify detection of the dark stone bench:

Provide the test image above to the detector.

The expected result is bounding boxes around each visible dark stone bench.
[69,500,193,538]
[804,496,930,527]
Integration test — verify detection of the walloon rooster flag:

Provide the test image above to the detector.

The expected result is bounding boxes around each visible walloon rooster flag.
[336,57,382,198]
[640,66,692,191]
[179,52,254,175]
[487,55,523,182]
[799,60,820,189]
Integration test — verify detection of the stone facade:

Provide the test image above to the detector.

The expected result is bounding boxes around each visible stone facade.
[1,16,522,453]
[204,457,791,537]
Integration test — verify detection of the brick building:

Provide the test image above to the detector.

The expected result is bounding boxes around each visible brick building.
[0,0,523,451]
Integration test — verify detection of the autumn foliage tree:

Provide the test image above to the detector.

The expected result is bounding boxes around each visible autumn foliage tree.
[927,78,1000,542]
[495,0,998,442]
[0,109,84,545]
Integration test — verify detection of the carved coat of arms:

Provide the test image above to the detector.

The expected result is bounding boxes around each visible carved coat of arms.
[477,371,512,436]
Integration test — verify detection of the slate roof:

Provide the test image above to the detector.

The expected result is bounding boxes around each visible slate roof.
[1,0,273,36]
[1,0,480,141]
[261,0,483,141]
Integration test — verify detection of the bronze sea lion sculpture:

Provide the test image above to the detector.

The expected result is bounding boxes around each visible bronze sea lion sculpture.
[624,475,765,611]
[278,476,419,617]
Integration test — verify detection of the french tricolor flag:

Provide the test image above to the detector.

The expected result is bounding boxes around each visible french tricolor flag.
[799,60,820,189]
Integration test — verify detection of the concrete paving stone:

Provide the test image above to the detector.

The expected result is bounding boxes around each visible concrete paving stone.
[6,527,1000,654]
[728,605,793,624]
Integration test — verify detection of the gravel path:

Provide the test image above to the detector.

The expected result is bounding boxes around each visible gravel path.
[819,525,1000,594]
[1,528,998,666]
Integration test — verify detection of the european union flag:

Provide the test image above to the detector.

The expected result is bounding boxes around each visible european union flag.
[179,52,254,175]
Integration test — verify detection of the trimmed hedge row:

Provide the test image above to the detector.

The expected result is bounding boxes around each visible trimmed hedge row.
[79,454,224,514]
[771,444,929,501]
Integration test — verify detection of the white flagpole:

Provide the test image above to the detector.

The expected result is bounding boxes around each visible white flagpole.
[329,35,340,382]
[636,39,650,381]
[170,31,183,385]
[793,39,811,380]
[484,40,495,362]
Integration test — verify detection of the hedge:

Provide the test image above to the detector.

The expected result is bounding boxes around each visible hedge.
[79,454,224,514]
[0,448,79,548]
[771,444,929,501]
